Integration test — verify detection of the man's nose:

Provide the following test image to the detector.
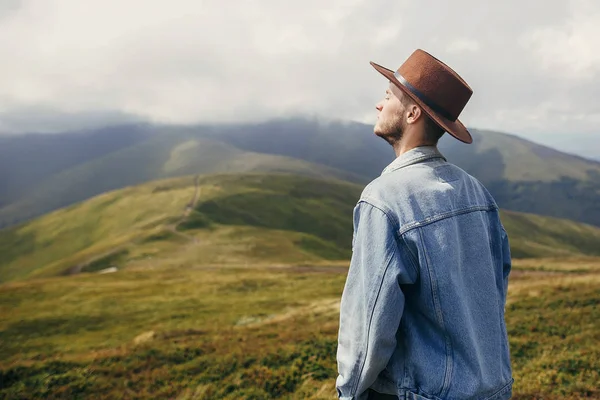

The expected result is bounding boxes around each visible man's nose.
[376,103,383,111]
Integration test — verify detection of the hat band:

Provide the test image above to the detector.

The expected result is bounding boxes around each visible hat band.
[394,71,455,121]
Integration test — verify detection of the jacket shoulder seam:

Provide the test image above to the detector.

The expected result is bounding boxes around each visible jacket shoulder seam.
[357,198,398,230]
[399,204,498,235]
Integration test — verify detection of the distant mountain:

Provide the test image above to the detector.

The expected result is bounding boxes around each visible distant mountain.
[2,172,600,283]
[205,119,600,227]
[0,128,361,228]
[0,125,151,208]
[0,118,599,228]
[439,129,600,228]
[533,133,600,162]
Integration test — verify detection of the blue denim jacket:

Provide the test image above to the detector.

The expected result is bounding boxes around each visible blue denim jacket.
[336,146,513,400]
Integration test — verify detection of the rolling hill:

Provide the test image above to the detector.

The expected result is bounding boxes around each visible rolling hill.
[0,131,362,228]
[0,125,151,209]
[1,119,599,228]
[440,129,600,227]
[206,119,600,226]
[2,172,600,284]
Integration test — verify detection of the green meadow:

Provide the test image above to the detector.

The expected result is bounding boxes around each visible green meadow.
[3,173,600,284]
[1,173,599,399]
[0,261,599,399]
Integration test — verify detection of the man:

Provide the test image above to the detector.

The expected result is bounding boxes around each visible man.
[335,49,513,400]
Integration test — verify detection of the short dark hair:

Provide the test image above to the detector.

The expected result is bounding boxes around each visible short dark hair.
[400,95,445,143]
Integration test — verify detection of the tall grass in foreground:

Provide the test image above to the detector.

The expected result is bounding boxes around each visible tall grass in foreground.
[0,259,598,399]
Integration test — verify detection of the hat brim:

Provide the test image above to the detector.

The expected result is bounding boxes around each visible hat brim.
[370,61,473,144]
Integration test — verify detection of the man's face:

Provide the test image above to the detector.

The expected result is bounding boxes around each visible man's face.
[374,83,406,144]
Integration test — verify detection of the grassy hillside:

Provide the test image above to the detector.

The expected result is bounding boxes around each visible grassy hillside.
[0,173,361,283]
[1,172,599,398]
[2,173,600,284]
[500,209,600,258]
[0,260,598,399]
[0,133,362,228]
[2,119,600,228]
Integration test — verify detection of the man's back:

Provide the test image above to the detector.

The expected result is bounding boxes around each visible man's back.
[336,146,513,400]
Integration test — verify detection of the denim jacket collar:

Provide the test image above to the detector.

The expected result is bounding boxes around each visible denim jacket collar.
[381,146,447,176]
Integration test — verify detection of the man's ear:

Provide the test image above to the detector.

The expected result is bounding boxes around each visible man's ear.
[406,104,422,125]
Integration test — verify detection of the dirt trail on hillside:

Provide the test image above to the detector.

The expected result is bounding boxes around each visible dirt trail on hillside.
[165,175,201,243]
[68,176,202,275]
[184,175,200,217]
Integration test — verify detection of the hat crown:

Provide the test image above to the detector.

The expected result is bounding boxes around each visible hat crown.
[397,49,472,121]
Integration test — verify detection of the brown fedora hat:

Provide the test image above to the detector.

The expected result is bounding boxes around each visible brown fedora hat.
[370,49,474,144]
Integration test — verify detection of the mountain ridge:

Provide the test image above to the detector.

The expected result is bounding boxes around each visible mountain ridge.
[2,172,600,283]
[0,119,599,228]
[0,132,363,228]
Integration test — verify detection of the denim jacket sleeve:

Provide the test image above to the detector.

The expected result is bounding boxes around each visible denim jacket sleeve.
[336,201,418,400]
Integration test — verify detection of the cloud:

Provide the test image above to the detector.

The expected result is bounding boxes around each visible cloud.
[0,107,142,133]
[446,39,480,54]
[0,0,21,20]
[0,0,598,142]
[521,0,600,79]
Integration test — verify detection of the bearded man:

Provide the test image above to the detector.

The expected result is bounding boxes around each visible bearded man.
[335,49,513,400]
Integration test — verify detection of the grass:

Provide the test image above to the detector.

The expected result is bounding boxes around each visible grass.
[500,209,600,258]
[0,175,197,282]
[0,266,344,399]
[191,175,356,248]
[80,249,130,273]
[0,173,360,283]
[3,173,600,284]
[0,260,598,399]
[0,173,599,399]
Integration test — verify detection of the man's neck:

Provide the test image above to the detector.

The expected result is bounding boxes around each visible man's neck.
[392,137,438,157]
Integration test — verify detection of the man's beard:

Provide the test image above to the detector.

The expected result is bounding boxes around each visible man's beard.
[375,116,405,146]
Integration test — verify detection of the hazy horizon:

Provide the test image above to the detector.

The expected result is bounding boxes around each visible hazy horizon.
[0,0,598,144]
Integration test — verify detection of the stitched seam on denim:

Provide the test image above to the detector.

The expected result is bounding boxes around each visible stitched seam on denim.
[359,197,398,228]
[398,204,498,235]
[418,228,452,397]
[400,234,419,280]
[358,200,398,231]
[358,200,418,281]
[350,238,397,396]
[441,334,453,398]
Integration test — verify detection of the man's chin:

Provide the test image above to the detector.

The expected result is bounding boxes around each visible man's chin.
[373,129,388,140]
[373,124,383,137]
[373,127,399,146]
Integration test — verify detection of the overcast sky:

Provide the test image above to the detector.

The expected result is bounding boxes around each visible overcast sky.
[0,0,599,147]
